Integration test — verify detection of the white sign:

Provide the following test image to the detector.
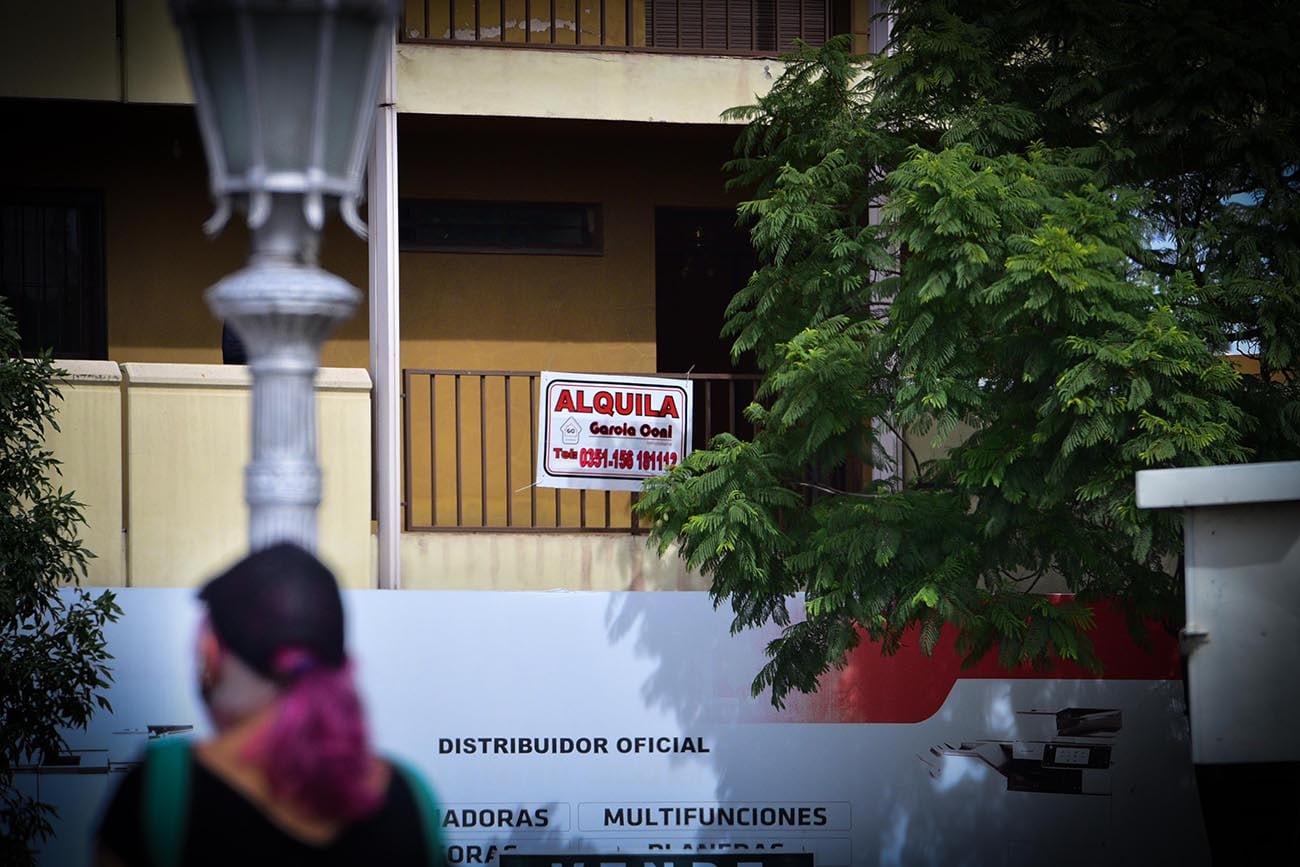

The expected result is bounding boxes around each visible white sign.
[31,589,1209,867]
[535,371,692,492]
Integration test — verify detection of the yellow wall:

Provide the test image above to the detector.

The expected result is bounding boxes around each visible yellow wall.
[397,115,741,373]
[44,361,127,587]
[122,364,373,588]
[0,100,373,370]
[0,1,119,102]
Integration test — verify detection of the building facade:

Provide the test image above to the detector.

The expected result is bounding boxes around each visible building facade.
[1,0,881,590]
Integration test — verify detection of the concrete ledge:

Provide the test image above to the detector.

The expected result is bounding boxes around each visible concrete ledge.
[122,363,371,391]
[397,42,779,124]
[1136,461,1300,509]
[54,359,122,384]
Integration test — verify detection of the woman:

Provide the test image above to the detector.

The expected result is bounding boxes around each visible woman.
[96,543,444,866]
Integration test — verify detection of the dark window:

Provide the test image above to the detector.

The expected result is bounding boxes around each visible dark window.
[398,200,602,255]
[0,191,106,360]
[647,0,830,53]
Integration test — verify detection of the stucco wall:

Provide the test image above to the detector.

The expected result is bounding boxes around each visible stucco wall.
[399,532,707,590]
[121,364,373,588]
[397,42,777,124]
[45,360,127,587]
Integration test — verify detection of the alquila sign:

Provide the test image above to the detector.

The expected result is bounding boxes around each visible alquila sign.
[535,371,693,492]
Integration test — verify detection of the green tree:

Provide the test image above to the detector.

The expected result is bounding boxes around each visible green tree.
[1,299,120,865]
[639,1,1298,706]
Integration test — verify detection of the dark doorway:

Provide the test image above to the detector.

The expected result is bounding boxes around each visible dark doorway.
[0,191,106,359]
[655,208,760,450]
[655,208,758,375]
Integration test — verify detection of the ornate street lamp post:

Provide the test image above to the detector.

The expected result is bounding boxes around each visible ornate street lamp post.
[171,0,399,552]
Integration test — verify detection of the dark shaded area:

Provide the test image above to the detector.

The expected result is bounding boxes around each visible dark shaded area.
[1196,762,1300,865]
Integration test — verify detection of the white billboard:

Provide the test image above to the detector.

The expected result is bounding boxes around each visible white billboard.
[25,590,1208,866]
[534,371,692,492]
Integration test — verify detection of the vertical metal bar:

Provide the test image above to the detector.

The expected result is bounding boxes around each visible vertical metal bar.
[505,376,514,527]
[526,0,532,42]
[455,374,463,526]
[605,490,611,528]
[423,0,430,38]
[529,375,538,527]
[750,0,755,50]
[725,0,730,49]
[729,378,736,435]
[475,0,481,40]
[449,0,456,39]
[402,371,413,530]
[705,379,713,442]
[480,375,488,527]
[626,0,634,46]
[600,0,606,44]
[674,0,679,46]
[580,488,587,528]
[429,374,437,526]
[555,486,562,527]
[630,491,639,531]
[799,0,803,41]
[501,0,506,41]
[575,0,582,44]
[551,0,556,42]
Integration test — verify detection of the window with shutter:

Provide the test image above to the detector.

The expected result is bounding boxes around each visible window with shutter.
[647,0,829,53]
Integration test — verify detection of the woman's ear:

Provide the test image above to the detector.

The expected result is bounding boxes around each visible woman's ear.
[197,622,223,687]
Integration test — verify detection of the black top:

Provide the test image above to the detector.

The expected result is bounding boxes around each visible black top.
[98,752,438,867]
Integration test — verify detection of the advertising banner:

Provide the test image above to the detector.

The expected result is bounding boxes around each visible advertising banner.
[27,590,1209,866]
[535,371,692,492]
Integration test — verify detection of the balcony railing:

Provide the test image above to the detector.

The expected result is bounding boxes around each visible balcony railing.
[402,369,760,532]
[401,0,832,56]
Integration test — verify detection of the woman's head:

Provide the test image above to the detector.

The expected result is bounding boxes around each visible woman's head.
[197,543,380,821]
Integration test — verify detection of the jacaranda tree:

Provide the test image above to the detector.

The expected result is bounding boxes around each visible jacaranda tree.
[639,1,1298,705]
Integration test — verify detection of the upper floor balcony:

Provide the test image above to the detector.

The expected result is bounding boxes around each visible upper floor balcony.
[401,0,840,56]
[394,0,859,123]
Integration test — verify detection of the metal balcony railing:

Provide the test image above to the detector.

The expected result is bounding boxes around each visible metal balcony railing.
[402,369,760,532]
[400,0,832,56]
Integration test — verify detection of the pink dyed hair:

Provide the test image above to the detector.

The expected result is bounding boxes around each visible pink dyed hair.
[245,648,382,822]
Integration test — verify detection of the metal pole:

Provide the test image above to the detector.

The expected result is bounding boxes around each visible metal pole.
[369,36,402,588]
[207,197,359,552]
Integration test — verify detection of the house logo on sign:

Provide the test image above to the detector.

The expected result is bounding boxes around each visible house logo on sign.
[560,416,582,445]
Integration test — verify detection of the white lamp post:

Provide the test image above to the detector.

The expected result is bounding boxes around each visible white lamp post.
[171,0,399,552]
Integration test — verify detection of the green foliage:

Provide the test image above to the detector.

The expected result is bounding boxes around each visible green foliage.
[640,2,1298,707]
[0,299,121,865]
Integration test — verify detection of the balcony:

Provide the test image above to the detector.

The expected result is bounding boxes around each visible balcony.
[401,0,838,56]
[403,369,761,532]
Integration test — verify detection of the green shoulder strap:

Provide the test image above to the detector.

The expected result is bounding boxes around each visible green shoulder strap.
[395,762,447,867]
[142,737,193,867]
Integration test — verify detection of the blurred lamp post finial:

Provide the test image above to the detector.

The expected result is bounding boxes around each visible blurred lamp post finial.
[170,0,400,553]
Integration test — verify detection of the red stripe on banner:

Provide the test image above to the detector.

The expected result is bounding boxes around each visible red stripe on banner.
[757,599,1182,725]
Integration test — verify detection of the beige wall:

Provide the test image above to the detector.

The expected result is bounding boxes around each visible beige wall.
[45,360,127,587]
[397,42,777,124]
[0,1,119,102]
[400,532,707,590]
[122,364,373,588]
[124,0,193,104]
